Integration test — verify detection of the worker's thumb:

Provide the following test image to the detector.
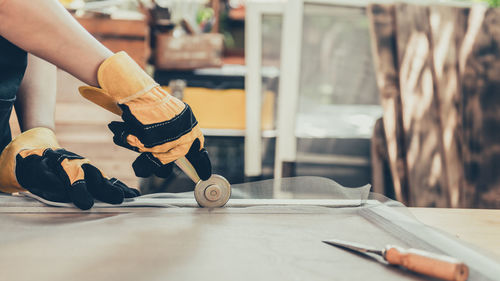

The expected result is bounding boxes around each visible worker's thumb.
[185,138,212,181]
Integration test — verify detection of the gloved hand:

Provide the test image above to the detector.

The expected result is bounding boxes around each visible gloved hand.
[0,128,140,210]
[79,52,211,180]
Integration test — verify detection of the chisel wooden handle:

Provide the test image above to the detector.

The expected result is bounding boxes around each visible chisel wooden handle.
[384,246,468,281]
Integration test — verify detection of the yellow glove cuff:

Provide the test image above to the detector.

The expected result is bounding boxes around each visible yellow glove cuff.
[78,51,186,125]
[96,51,158,104]
[0,128,60,193]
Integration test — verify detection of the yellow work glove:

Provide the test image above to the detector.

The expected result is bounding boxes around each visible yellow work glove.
[79,52,211,180]
[0,128,140,210]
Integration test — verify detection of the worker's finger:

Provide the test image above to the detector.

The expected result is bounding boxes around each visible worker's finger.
[44,149,95,210]
[81,164,125,205]
[68,180,95,210]
[108,121,138,152]
[108,177,141,198]
[185,138,212,181]
[132,152,173,178]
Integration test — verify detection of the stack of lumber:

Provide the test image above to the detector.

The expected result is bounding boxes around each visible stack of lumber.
[368,3,500,208]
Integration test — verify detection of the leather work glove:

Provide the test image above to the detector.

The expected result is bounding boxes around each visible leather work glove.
[79,52,211,181]
[0,128,140,210]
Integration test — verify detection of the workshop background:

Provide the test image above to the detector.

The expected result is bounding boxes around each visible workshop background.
[9,0,500,208]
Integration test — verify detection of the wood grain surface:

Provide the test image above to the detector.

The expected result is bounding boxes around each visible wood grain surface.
[0,206,427,281]
[395,4,449,207]
[428,6,468,208]
[368,4,409,205]
[458,6,500,208]
[409,207,500,261]
[384,246,468,281]
[0,205,498,281]
[369,4,500,208]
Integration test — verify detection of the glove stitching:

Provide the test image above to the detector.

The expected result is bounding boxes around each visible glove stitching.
[118,83,160,104]
[140,121,198,148]
[145,153,162,167]
[120,130,127,143]
[143,105,189,130]
[71,179,86,186]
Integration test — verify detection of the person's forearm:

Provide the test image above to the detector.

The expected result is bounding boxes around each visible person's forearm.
[15,54,57,132]
[0,0,112,86]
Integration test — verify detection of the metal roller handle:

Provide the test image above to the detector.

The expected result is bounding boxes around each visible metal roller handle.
[174,157,201,183]
[175,157,231,208]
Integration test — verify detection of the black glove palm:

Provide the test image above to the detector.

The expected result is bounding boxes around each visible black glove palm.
[16,148,140,210]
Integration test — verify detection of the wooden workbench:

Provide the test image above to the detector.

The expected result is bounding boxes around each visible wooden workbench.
[409,208,500,262]
[0,199,498,281]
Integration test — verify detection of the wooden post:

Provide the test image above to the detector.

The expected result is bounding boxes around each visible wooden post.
[458,6,500,208]
[367,4,409,205]
[428,6,469,208]
[394,4,449,207]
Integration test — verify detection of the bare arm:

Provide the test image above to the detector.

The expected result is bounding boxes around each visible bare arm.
[0,0,112,86]
[15,54,57,132]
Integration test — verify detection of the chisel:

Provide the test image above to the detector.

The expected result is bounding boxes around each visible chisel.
[322,239,469,281]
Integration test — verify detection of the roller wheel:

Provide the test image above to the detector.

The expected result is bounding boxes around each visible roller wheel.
[194,174,231,208]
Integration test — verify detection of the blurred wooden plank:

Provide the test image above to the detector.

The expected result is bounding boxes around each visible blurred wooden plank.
[429,6,469,207]
[76,17,148,38]
[76,17,150,68]
[96,38,150,69]
[367,4,409,204]
[155,33,224,70]
[55,102,119,125]
[458,6,500,208]
[395,4,449,207]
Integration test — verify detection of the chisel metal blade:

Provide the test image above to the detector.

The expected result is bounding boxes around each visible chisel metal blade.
[322,239,383,256]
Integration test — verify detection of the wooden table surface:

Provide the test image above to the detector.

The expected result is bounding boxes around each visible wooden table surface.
[1,201,499,280]
[409,208,500,262]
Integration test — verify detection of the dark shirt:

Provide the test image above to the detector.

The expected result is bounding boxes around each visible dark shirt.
[0,36,27,153]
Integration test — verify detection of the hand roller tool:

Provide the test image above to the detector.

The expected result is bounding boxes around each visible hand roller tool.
[323,239,468,281]
[80,91,231,208]
[174,157,231,208]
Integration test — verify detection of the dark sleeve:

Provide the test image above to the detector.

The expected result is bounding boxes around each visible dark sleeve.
[0,36,27,153]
